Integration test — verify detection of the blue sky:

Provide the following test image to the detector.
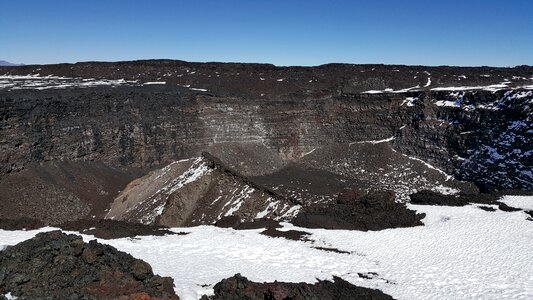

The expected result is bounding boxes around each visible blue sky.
[1,0,532,66]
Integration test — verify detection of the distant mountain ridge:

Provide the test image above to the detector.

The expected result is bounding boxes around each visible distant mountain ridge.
[0,60,23,66]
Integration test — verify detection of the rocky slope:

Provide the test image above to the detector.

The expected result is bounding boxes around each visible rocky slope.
[1,60,532,224]
[106,153,298,227]
[0,161,141,223]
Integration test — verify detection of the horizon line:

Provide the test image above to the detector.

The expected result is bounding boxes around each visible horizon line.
[2,58,532,69]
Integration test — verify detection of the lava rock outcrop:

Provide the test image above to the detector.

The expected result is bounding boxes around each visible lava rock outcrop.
[201,273,394,300]
[293,190,425,231]
[409,190,498,206]
[0,231,179,299]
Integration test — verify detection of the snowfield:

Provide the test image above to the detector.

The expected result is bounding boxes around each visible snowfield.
[500,195,533,211]
[1,197,532,300]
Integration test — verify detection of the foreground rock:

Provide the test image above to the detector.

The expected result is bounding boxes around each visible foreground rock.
[201,273,394,300]
[0,231,179,299]
[293,191,425,231]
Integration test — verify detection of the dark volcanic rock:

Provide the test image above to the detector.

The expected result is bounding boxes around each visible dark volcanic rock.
[260,228,311,241]
[217,216,307,240]
[237,218,282,230]
[478,206,497,212]
[106,154,296,227]
[0,218,44,231]
[0,161,142,224]
[201,273,394,300]
[58,219,181,239]
[409,190,498,206]
[0,231,179,299]
[215,216,242,228]
[293,191,425,231]
[1,61,532,225]
[410,190,528,214]
[1,65,532,191]
[497,202,522,212]
[0,218,181,239]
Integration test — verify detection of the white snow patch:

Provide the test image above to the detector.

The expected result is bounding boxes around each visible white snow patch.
[350,136,395,145]
[392,85,420,93]
[165,158,211,195]
[0,74,136,90]
[510,91,532,99]
[276,78,284,82]
[211,195,223,205]
[435,100,460,107]
[397,152,453,181]
[499,195,533,211]
[1,201,532,300]
[281,205,301,218]
[301,148,316,157]
[144,81,166,85]
[189,87,208,92]
[424,77,431,87]
[431,83,509,92]
[154,158,191,181]
[431,185,460,195]
[364,86,420,94]
[400,97,417,107]
[124,157,212,224]
[224,187,254,217]
[362,90,384,94]
[3,293,17,300]
[256,200,280,219]
[153,204,166,217]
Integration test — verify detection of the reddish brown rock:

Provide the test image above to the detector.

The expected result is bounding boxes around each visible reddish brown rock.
[0,231,179,299]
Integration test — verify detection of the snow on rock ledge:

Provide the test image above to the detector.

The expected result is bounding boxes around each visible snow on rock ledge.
[105,153,297,227]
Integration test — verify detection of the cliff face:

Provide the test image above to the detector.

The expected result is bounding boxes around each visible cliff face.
[2,86,530,188]
[0,60,532,223]
[0,86,411,176]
